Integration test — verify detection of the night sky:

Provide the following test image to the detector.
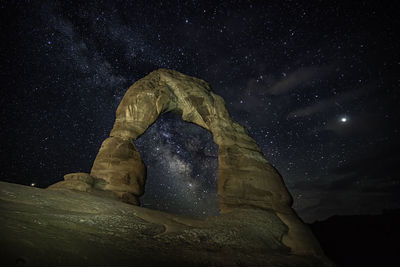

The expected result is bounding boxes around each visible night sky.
[1,1,399,222]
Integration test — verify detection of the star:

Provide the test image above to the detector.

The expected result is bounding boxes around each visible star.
[340,117,348,123]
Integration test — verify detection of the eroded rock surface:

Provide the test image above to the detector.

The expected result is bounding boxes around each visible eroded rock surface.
[91,69,293,213]
[0,182,334,266]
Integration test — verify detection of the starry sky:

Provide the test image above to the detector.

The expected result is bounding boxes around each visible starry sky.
[1,0,399,222]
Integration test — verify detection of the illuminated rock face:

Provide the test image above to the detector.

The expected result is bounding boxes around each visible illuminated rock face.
[90,69,292,213]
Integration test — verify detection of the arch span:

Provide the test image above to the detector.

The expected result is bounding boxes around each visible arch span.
[90,69,293,213]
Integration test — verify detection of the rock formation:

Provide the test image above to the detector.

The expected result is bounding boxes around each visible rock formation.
[95,69,293,211]
[48,69,332,262]
[1,181,334,266]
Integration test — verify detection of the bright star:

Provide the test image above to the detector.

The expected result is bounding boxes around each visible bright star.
[340,117,348,122]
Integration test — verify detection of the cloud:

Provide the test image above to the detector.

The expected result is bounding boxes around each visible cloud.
[330,144,400,183]
[267,66,332,95]
[297,189,400,222]
[292,144,400,222]
[322,113,384,135]
[287,89,362,119]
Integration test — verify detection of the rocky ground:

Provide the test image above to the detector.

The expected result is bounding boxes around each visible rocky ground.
[0,181,333,266]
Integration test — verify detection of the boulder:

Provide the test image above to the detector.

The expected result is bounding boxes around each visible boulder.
[48,172,93,192]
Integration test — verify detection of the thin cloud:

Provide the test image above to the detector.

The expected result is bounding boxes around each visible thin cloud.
[330,144,400,182]
[267,66,332,95]
[323,113,382,135]
[288,89,362,119]
[292,143,400,222]
[297,189,400,222]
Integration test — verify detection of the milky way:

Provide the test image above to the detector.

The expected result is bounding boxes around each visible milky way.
[135,113,219,217]
[1,1,399,222]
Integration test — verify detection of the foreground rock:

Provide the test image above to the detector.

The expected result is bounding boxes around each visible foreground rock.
[0,182,333,266]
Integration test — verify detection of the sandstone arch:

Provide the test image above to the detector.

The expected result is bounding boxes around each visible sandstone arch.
[90,69,293,214]
[49,69,328,257]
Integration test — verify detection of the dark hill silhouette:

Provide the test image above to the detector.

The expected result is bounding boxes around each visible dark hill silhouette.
[310,210,400,267]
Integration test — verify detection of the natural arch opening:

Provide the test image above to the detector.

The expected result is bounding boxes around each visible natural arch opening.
[135,112,219,217]
[86,69,293,214]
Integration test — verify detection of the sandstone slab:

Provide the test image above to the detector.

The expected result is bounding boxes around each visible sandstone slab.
[0,182,334,266]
